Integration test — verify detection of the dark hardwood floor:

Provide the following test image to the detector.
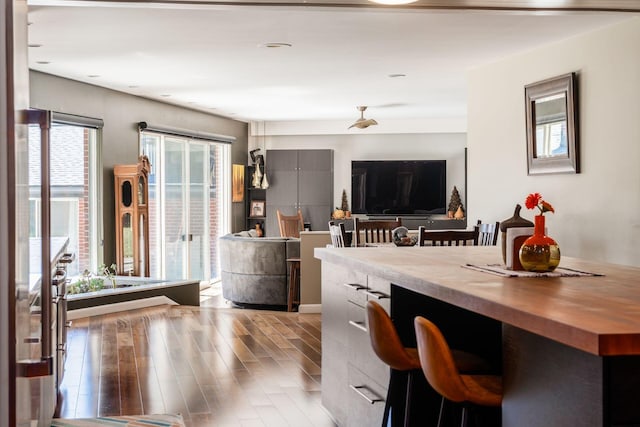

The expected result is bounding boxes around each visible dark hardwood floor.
[57,287,335,426]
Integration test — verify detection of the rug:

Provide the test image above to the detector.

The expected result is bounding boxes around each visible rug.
[51,414,185,427]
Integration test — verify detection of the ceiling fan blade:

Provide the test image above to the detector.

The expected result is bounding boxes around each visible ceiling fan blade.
[348,106,378,129]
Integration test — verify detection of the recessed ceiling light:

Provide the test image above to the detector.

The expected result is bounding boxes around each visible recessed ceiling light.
[36,61,50,65]
[87,74,100,78]
[28,44,42,48]
[128,85,139,89]
[388,73,407,78]
[260,42,292,49]
[160,94,171,97]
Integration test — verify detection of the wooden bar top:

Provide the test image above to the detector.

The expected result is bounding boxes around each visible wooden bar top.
[315,246,640,356]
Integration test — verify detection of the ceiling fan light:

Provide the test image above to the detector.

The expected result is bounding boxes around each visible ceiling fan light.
[348,106,378,129]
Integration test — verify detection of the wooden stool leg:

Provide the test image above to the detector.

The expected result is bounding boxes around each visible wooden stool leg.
[287,260,300,312]
[288,262,294,312]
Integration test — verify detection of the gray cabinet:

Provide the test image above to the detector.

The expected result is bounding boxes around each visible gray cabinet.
[321,261,392,426]
[265,149,333,237]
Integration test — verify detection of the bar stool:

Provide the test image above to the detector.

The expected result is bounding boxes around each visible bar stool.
[366,301,491,427]
[286,257,300,312]
[414,316,502,427]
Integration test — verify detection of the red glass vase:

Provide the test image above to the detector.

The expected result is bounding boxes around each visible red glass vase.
[518,215,561,272]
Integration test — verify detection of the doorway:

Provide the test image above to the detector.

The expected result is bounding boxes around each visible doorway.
[141,132,230,282]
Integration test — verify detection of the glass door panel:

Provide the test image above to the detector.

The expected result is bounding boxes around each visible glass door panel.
[208,144,226,282]
[164,138,187,280]
[141,133,161,278]
[188,143,208,280]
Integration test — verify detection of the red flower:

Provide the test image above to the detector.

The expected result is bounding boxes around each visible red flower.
[525,193,542,210]
[525,193,555,215]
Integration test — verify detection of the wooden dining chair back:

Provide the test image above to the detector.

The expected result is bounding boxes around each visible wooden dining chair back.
[328,221,346,248]
[277,209,304,238]
[354,217,402,246]
[417,227,479,247]
[414,316,502,427]
[476,220,499,246]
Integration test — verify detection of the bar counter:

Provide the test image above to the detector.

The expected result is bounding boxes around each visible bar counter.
[315,245,640,426]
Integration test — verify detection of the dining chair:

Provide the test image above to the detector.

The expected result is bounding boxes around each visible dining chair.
[328,221,347,248]
[414,316,502,427]
[276,209,304,238]
[476,220,500,246]
[353,217,402,247]
[417,227,479,247]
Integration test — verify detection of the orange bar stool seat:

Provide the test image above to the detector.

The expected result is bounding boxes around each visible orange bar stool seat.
[414,316,503,427]
[366,301,491,426]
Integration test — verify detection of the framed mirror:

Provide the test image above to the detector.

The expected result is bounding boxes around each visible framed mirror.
[525,72,579,175]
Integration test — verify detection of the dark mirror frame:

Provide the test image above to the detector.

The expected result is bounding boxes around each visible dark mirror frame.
[525,72,579,175]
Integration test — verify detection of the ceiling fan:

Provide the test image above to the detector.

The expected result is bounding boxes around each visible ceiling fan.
[348,106,378,129]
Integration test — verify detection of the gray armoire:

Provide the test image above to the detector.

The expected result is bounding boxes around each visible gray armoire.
[265,149,333,237]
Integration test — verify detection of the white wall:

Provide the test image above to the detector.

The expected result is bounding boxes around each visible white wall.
[468,17,640,266]
[260,133,468,212]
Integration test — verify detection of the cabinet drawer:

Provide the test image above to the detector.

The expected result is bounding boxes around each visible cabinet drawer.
[347,365,387,427]
[348,302,390,388]
[322,264,348,347]
[342,271,367,307]
[322,336,348,426]
[366,276,391,313]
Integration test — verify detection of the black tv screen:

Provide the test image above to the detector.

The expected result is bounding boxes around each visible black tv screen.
[351,160,446,215]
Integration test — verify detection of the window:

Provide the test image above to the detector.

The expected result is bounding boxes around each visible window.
[28,114,103,276]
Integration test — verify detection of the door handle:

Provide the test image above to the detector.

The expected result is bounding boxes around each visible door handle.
[363,290,390,300]
[24,109,54,377]
[349,385,384,404]
[348,320,367,332]
[343,283,365,291]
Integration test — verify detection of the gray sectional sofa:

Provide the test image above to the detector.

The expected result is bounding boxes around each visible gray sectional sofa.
[219,231,300,307]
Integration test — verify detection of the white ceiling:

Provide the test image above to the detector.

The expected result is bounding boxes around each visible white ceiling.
[27,2,633,124]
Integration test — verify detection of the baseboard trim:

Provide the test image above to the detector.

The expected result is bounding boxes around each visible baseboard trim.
[298,304,321,314]
[68,296,178,320]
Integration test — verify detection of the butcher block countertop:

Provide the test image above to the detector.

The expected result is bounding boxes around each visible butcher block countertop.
[315,246,640,356]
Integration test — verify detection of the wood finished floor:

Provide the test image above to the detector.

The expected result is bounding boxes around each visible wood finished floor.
[57,294,335,427]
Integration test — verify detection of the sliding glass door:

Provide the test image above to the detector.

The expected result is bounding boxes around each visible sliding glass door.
[142,132,229,282]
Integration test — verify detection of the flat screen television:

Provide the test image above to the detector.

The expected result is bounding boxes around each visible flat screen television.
[351,160,446,215]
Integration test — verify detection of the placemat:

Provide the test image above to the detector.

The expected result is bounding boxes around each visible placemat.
[463,263,603,278]
[51,414,185,427]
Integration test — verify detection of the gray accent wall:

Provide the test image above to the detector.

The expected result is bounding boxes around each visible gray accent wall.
[29,71,248,267]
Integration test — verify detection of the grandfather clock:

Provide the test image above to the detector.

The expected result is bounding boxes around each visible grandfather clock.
[114,155,151,276]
